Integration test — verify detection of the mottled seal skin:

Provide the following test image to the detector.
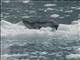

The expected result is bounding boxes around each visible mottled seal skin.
[23,19,59,30]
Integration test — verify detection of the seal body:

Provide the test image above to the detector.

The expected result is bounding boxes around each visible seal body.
[23,20,59,30]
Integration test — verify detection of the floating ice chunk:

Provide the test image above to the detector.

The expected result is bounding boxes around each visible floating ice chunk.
[65,10,73,13]
[22,0,30,3]
[17,21,27,27]
[50,14,60,18]
[58,24,72,31]
[65,15,70,17]
[41,51,48,55]
[58,23,80,31]
[75,48,80,54]
[40,27,53,31]
[1,20,11,26]
[1,20,80,41]
[71,6,80,10]
[44,4,56,7]
[72,20,79,24]
[22,16,30,18]
[45,8,56,11]
[2,54,29,58]
[3,1,10,3]
[66,54,80,59]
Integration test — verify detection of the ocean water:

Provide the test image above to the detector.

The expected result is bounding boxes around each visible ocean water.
[1,1,80,23]
[1,0,80,60]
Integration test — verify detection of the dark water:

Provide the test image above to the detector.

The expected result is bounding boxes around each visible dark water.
[1,40,80,60]
[1,1,80,23]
